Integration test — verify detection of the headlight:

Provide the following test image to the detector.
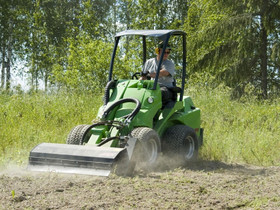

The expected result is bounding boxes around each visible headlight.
[147,97,154,104]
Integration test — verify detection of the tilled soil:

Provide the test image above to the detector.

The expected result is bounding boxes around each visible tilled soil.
[1,161,280,210]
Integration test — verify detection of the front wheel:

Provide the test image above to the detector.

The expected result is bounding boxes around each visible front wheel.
[66,124,92,145]
[130,127,161,168]
[162,125,199,163]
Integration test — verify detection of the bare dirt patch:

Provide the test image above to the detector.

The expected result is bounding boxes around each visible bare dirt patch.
[1,161,280,209]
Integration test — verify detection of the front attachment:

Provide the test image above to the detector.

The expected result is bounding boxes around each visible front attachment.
[28,143,134,176]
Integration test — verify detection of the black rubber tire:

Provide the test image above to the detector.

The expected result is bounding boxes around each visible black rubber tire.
[66,125,84,145]
[66,124,92,145]
[162,125,199,163]
[130,127,161,167]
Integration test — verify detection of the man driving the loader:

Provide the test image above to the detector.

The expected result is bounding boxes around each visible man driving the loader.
[140,42,176,105]
[140,42,175,87]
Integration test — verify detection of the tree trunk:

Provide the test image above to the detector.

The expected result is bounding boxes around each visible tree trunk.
[6,38,12,90]
[44,70,48,91]
[6,21,13,90]
[1,46,5,89]
[5,57,11,90]
[260,2,268,99]
[31,57,35,90]
[31,61,39,92]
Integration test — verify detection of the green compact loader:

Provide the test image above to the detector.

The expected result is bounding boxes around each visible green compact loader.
[28,30,203,176]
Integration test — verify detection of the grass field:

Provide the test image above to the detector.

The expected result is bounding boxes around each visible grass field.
[0,91,103,167]
[188,84,280,166]
[0,85,279,168]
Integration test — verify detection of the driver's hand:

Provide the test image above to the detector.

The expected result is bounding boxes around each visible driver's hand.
[139,76,146,80]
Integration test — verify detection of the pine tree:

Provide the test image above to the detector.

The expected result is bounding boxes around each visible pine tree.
[185,0,280,98]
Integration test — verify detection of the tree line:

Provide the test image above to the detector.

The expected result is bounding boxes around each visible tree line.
[0,0,279,98]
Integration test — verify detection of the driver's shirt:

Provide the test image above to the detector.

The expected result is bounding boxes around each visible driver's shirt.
[142,57,175,88]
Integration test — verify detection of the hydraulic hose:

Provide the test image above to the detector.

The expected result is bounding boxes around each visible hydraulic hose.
[102,98,141,122]
[80,98,141,146]
[104,80,117,105]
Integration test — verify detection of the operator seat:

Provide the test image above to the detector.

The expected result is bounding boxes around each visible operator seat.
[161,80,182,108]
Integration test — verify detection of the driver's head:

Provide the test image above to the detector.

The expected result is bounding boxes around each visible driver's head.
[156,41,171,60]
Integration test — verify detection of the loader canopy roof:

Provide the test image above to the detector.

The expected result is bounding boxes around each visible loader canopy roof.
[115,30,186,40]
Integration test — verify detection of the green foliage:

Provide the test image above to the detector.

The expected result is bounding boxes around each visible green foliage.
[1,0,280,99]
[0,91,102,166]
[52,36,113,91]
[116,0,186,30]
[185,0,280,98]
[187,77,280,166]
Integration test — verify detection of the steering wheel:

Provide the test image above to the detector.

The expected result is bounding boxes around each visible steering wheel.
[132,72,141,79]
[132,72,151,80]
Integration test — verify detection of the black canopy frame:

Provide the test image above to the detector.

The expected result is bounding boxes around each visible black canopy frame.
[108,30,186,101]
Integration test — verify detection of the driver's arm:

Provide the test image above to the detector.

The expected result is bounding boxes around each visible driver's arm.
[149,69,170,78]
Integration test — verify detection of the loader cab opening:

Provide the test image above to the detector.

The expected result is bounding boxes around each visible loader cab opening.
[108,30,187,103]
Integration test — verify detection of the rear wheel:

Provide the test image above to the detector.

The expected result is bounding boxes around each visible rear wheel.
[66,124,91,145]
[130,127,161,168]
[163,125,199,163]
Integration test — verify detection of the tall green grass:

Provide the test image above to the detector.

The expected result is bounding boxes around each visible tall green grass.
[0,91,102,167]
[188,84,280,166]
[0,86,279,168]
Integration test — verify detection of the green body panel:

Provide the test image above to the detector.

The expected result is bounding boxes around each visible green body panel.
[153,96,201,137]
[88,127,106,145]
[154,101,183,136]
[96,80,162,127]
[115,80,162,128]
[88,79,201,147]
